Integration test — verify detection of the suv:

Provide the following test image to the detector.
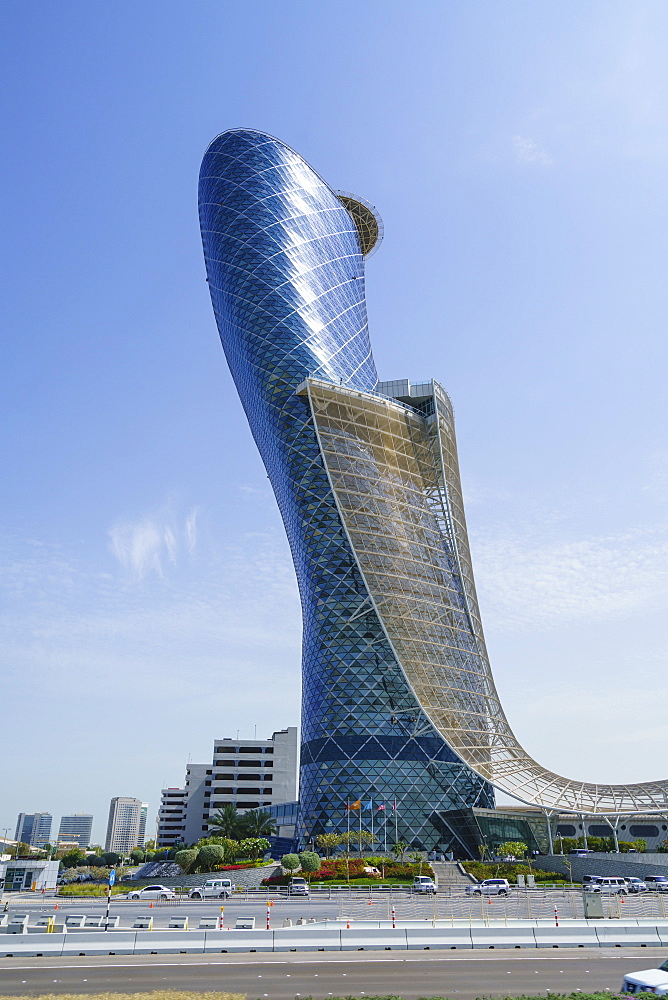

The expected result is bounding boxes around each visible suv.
[586,877,627,894]
[189,878,234,899]
[645,876,668,892]
[411,875,437,894]
[285,877,309,896]
[466,878,511,896]
[626,878,648,893]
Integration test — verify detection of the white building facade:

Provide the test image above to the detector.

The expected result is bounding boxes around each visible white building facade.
[105,797,144,853]
[156,728,298,847]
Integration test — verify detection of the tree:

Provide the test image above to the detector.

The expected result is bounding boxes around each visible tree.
[14,842,32,857]
[60,849,87,868]
[316,833,342,858]
[197,836,239,862]
[340,829,375,856]
[238,809,276,838]
[497,841,528,860]
[298,851,321,879]
[101,852,121,866]
[208,803,242,839]
[391,840,409,861]
[197,843,226,871]
[130,849,145,864]
[281,853,300,872]
[631,839,647,853]
[238,837,270,861]
[175,849,199,873]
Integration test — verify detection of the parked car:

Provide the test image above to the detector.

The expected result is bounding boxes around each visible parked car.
[623,958,668,994]
[283,877,309,896]
[570,849,593,856]
[188,878,234,899]
[465,878,512,896]
[645,876,668,892]
[626,878,648,894]
[585,877,627,894]
[127,884,177,900]
[411,875,437,894]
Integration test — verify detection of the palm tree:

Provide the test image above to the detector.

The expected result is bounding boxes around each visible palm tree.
[208,803,242,839]
[238,808,276,838]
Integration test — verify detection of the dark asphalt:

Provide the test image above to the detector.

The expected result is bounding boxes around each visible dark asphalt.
[0,949,658,998]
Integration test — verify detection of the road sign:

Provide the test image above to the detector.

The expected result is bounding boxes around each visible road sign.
[109,869,116,887]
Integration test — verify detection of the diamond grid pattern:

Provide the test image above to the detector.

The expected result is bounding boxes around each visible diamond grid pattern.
[198,129,492,854]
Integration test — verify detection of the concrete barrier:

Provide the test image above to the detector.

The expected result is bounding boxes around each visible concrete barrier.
[5,916,29,935]
[596,924,661,947]
[65,915,86,929]
[406,926,473,950]
[133,916,153,930]
[134,930,206,954]
[198,917,218,930]
[273,927,342,952]
[340,927,408,951]
[168,916,189,930]
[534,924,600,948]
[203,929,274,953]
[0,932,65,957]
[470,925,536,949]
[60,931,138,956]
[85,915,120,929]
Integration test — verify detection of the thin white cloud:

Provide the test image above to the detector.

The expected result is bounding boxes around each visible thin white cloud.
[108,506,199,580]
[473,523,668,631]
[512,135,552,165]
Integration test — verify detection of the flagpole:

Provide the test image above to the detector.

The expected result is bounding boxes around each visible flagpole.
[370,797,374,853]
[359,797,363,858]
[346,800,350,884]
[394,799,398,846]
[384,809,387,855]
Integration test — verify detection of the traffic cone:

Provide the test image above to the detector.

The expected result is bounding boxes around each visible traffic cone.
[149,902,153,908]
[54,904,59,910]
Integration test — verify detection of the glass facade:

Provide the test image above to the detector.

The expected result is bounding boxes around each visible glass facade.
[199,129,493,855]
[199,128,668,846]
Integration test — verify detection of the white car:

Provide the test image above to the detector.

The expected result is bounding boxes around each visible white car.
[623,958,668,994]
[189,878,233,899]
[282,877,309,896]
[627,878,648,893]
[127,884,177,900]
[411,875,437,894]
[465,878,512,896]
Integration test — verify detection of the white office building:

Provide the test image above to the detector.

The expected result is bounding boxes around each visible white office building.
[156,728,298,847]
[105,797,144,854]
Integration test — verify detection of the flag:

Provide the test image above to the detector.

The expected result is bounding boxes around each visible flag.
[364,800,373,810]
[392,799,397,811]
[377,804,386,811]
[347,799,361,810]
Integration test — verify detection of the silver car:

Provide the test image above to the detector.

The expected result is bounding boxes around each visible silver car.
[127,884,177,900]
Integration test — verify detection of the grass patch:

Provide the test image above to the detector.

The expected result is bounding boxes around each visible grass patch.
[57,884,136,897]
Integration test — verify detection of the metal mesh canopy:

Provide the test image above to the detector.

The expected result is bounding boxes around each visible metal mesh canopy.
[303,376,668,815]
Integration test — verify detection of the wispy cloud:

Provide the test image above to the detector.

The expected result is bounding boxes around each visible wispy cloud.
[108,507,199,580]
[473,523,668,631]
[512,135,552,165]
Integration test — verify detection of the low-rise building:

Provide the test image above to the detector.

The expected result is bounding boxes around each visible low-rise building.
[157,728,298,846]
[0,859,59,892]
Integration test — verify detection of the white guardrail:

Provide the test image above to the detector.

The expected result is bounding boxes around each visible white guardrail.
[2,920,668,957]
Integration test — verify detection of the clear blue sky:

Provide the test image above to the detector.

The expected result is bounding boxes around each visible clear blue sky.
[2,1,668,844]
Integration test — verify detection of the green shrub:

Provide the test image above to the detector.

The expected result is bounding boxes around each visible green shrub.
[281,853,301,871]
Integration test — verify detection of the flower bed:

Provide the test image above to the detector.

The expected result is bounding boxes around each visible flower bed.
[262,859,433,885]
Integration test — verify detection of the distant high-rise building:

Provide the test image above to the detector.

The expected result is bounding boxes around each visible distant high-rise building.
[138,803,148,847]
[57,814,93,849]
[15,813,52,849]
[156,728,299,847]
[104,798,144,854]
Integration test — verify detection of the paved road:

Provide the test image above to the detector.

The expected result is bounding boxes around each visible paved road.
[0,948,659,997]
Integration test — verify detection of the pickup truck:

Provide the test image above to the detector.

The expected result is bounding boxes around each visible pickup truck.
[189,878,234,899]
[623,958,668,994]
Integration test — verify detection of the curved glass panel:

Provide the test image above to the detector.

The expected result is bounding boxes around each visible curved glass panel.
[199,129,492,853]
